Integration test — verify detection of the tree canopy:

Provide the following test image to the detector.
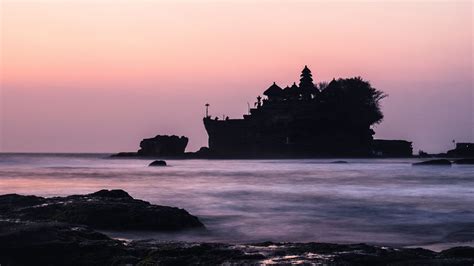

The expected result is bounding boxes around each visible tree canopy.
[319,77,387,126]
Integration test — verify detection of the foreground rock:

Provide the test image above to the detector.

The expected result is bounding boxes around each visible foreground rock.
[149,160,167,166]
[0,221,473,266]
[0,189,204,231]
[0,220,132,266]
[413,159,452,166]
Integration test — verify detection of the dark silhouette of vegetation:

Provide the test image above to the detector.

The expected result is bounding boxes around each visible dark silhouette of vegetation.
[319,77,387,127]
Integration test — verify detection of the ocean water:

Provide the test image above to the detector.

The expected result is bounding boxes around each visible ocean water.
[0,153,473,251]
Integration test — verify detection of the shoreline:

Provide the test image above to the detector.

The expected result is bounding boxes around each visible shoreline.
[1,189,473,265]
[2,219,473,265]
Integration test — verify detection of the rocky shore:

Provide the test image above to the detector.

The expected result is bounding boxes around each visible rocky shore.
[1,190,473,265]
[0,189,204,231]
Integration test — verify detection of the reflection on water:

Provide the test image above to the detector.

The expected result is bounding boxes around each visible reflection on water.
[0,153,473,248]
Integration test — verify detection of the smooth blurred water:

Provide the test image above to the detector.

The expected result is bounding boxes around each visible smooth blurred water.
[0,153,473,250]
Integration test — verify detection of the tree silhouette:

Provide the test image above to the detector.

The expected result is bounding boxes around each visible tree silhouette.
[319,77,386,126]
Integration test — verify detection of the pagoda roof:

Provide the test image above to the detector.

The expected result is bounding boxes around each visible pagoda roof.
[263,82,283,96]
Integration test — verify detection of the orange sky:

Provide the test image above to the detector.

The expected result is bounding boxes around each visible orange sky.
[1,0,472,153]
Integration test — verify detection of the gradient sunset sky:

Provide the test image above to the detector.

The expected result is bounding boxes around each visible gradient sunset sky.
[1,0,472,153]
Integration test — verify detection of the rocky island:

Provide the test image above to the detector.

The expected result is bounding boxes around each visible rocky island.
[112,135,193,158]
[113,67,415,159]
[204,66,414,157]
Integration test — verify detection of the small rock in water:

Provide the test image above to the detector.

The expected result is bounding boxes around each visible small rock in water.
[331,161,348,164]
[149,160,167,167]
[413,159,452,166]
[453,158,474,165]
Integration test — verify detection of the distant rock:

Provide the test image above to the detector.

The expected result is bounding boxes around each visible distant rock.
[413,159,452,166]
[149,160,167,167]
[453,158,474,165]
[331,160,348,164]
[0,189,204,231]
[110,152,137,158]
[138,135,188,157]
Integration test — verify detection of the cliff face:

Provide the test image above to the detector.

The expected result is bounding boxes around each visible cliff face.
[137,135,188,156]
[203,109,374,157]
[372,139,413,157]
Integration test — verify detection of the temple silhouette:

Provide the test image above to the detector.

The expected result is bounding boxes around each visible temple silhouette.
[204,66,412,157]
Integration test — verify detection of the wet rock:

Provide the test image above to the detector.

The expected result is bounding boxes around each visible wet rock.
[0,220,135,266]
[0,189,204,231]
[440,246,474,258]
[453,158,474,165]
[131,241,474,265]
[331,160,348,164]
[1,227,473,266]
[413,159,452,166]
[149,160,167,167]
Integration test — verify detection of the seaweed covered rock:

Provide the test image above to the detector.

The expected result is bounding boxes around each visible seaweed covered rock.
[0,189,204,231]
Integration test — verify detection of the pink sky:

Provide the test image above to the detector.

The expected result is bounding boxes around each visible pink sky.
[1,1,472,153]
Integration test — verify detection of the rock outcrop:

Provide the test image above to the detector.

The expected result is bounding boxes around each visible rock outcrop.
[0,189,204,231]
[0,220,131,266]
[138,135,188,156]
[2,190,473,265]
[1,222,473,266]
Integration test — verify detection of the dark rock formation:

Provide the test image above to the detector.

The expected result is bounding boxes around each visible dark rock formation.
[331,160,348,164]
[413,159,452,166]
[0,221,133,266]
[138,135,188,156]
[448,143,474,157]
[454,158,474,164]
[149,160,167,166]
[372,139,413,157]
[1,223,473,266]
[0,189,204,231]
[195,146,212,156]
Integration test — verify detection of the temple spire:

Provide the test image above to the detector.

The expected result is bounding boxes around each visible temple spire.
[299,65,314,89]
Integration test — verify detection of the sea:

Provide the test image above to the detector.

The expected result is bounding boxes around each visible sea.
[0,153,473,251]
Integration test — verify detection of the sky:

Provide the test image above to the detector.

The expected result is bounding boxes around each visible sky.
[0,0,472,153]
